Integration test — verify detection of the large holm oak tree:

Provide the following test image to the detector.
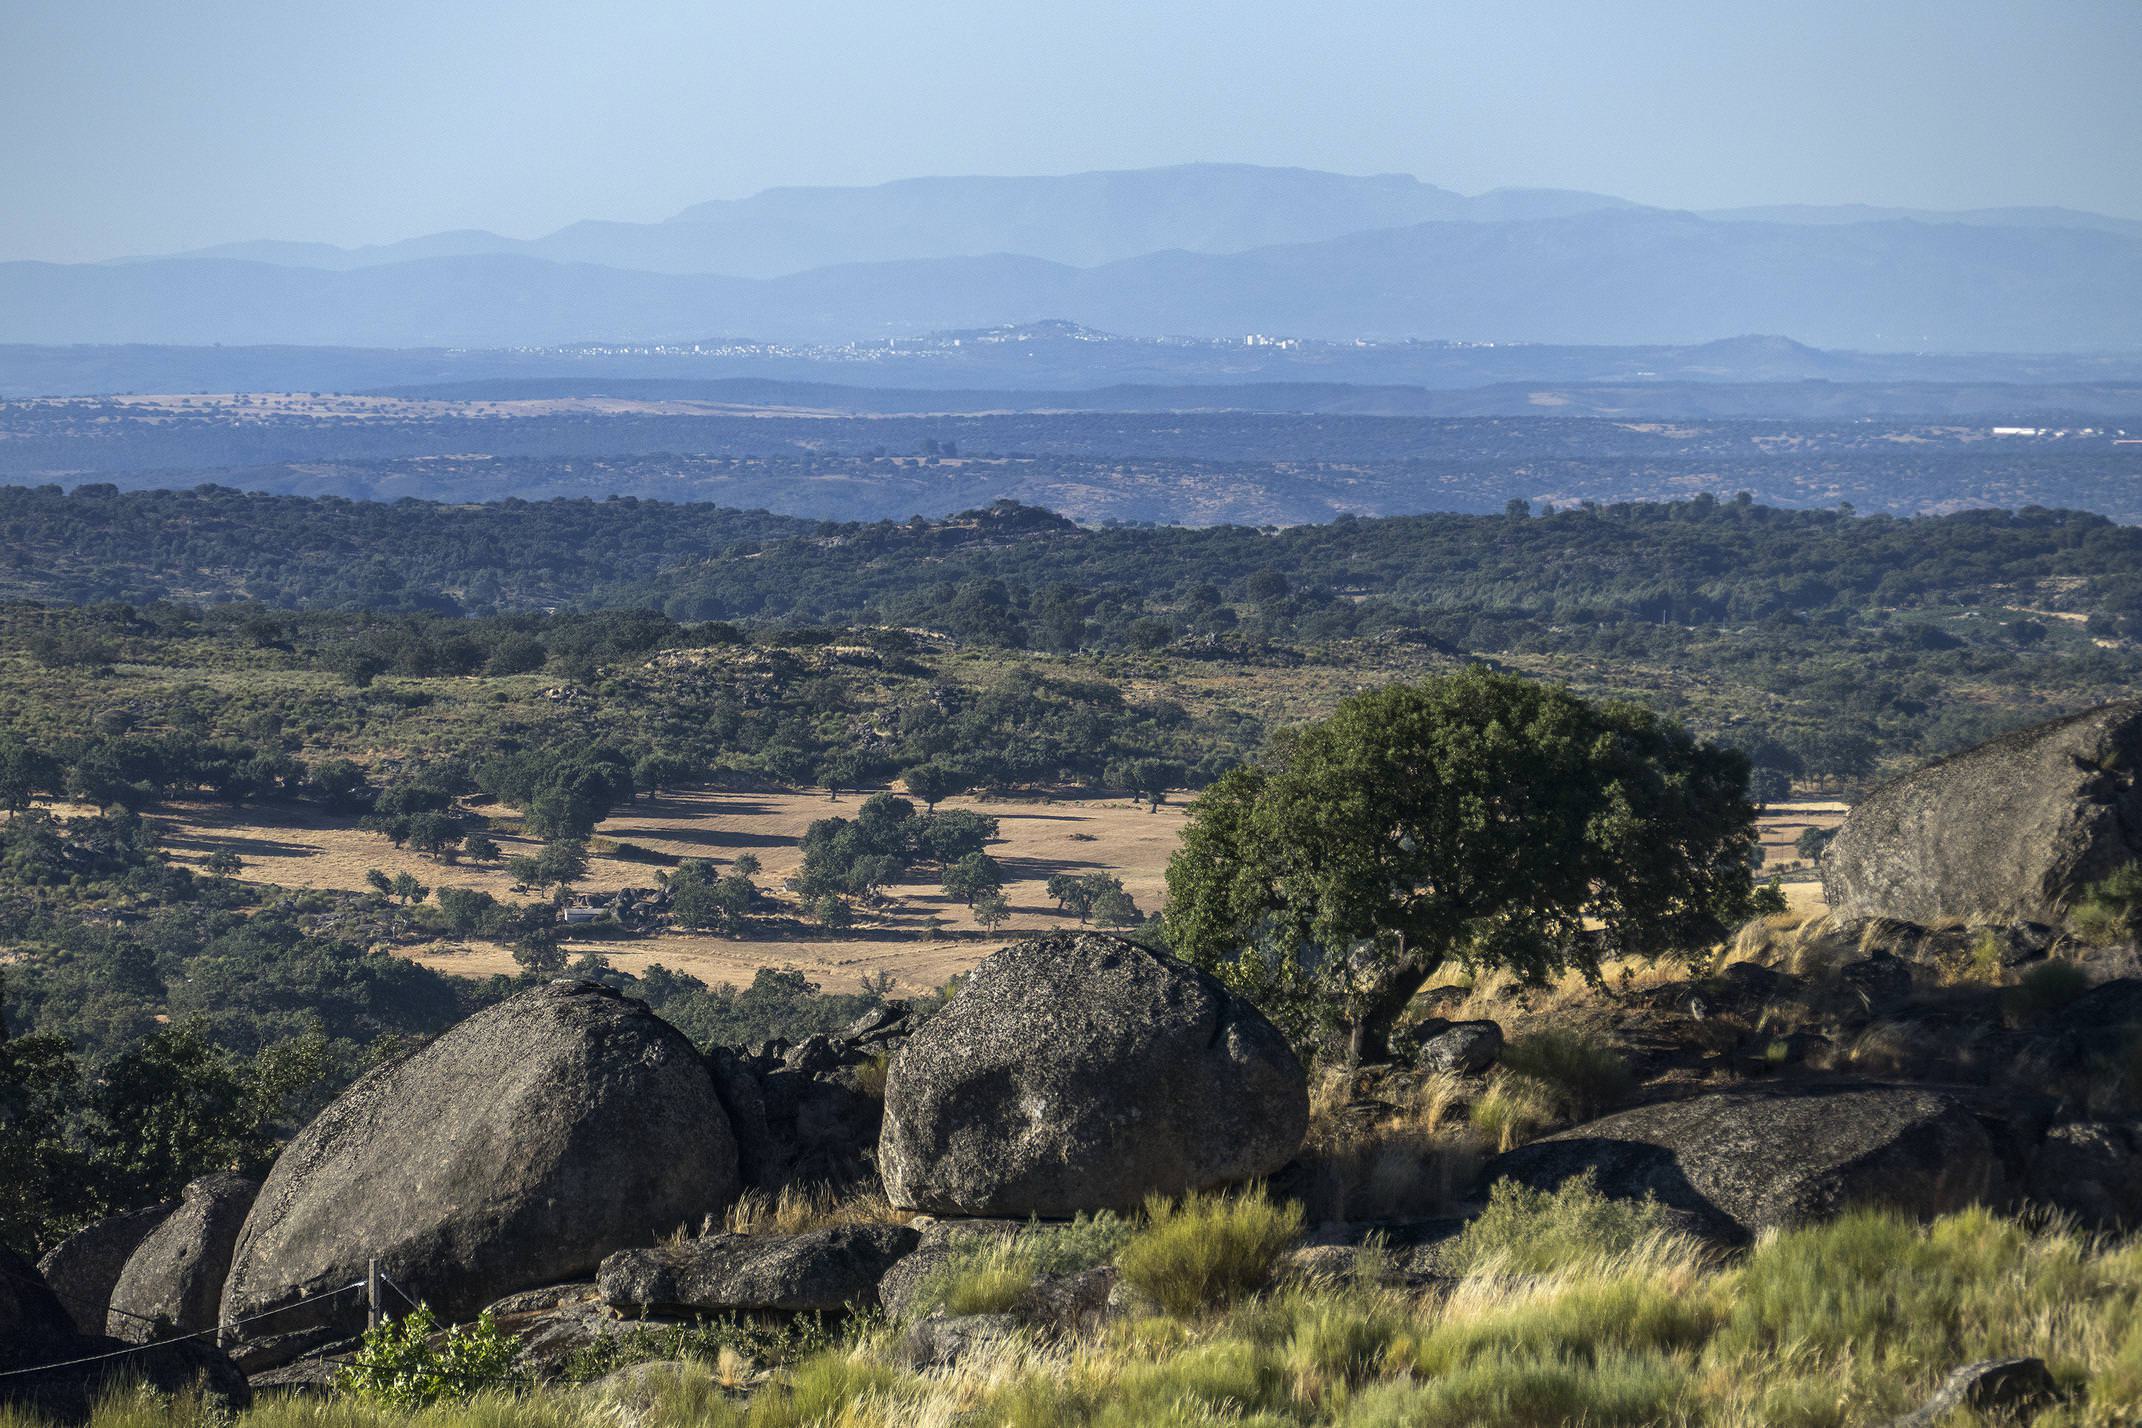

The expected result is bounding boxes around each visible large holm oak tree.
[1164,668,1766,1061]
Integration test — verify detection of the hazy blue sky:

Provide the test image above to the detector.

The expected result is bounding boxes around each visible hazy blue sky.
[4,0,2139,262]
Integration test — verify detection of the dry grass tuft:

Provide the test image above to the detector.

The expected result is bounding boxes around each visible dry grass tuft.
[723,1185,908,1237]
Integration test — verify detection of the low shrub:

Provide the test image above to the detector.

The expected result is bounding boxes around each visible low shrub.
[558,1312,842,1382]
[2070,864,2142,945]
[1939,927,2008,987]
[1117,1186,1302,1316]
[333,1306,527,1408]
[1022,1210,1136,1276]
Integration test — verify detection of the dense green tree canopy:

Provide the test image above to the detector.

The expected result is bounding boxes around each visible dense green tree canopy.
[1165,668,1765,1058]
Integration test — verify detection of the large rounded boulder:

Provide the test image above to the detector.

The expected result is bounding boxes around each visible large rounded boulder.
[1,1247,73,1367]
[2,1248,250,1422]
[1483,1083,2006,1246]
[221,980,738,1339]
[1822,699,2142,927]
[107,1173,258,1341]
[37,1202,175,1337]
[879,933,1307,1215]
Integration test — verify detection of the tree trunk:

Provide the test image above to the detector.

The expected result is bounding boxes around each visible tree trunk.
[1346,951,1440,1065]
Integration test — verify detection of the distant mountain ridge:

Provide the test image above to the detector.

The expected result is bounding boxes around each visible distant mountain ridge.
[12,165,2140,353]
[160,165,1646,277]
[149,164,2142,279]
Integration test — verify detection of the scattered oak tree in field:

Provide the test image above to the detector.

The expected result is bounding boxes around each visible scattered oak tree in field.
[973,890,1012,932]
[669,858,761,934]
[1165,667,1766,1062]
[941,851,1006,905]
[536,840,590,893]
[1107,756,1186,812]
[903,761,969,812]
[1046,871,1140,925]
[507,839,590,898]
[1092,881,1144,928]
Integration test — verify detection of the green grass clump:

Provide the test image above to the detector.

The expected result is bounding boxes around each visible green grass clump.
[743,1350,913,1428]
[1707,1205,2131,1423]
[2069,862,2142,945]
[1447,1173,1684,1276]
[1339,1350,1695,1428]
[935,1238,1039,1315]
[2010,957,2093,1020]
[1498,1029,1635,1120]
[906,1211,1135,1318]
[1117,1187,1303,1317]
[1468,1075,1556,1152]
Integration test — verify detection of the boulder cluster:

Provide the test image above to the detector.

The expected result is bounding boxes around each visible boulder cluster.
[9,933,1307,1405]
[7,700,2142,1413]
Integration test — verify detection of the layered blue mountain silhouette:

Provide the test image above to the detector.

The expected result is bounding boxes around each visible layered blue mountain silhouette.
[6,164,2137,350]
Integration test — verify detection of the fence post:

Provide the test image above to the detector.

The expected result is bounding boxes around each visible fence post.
[366,1258,380,1331]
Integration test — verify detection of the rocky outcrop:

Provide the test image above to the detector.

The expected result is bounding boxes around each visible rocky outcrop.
[107,1173,258,1342]
[1415,1020,1503,1075]
[2008,978,2142,1115]
[2025,1120,2142,1229]
[599,1223,919,1315]
[707,1013,898,1194]
[37,1202,174,1337]
[1,1247,73,1365]
[1,1248,249,1423]
[221,980,739,1340]
[879,933,1308,1216]
[1823,700,2142,927]
[1484,1083,2006,1245]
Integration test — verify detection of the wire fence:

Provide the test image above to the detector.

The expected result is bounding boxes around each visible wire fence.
[0,1279,369,1381]
[10,1265,590,1394]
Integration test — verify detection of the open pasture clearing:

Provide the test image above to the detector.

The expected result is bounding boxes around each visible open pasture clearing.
[148,784,1190,993]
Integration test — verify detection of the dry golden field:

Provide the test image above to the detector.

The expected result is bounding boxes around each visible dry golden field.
[134,786,1838,993]
[146,785,1188,993]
